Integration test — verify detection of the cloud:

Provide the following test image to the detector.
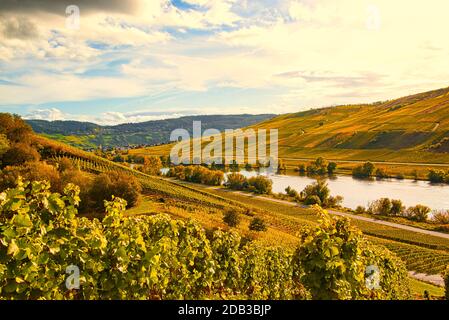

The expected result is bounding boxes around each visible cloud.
[0,16,39,39]
[2,0,449,122]
[23,107,202,125]
[24,108,66,121]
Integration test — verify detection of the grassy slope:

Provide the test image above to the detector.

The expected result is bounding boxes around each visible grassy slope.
[136,87,449,176]
[250,86,449,163]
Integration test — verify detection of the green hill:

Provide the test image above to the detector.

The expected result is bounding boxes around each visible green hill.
[247,86,449,164]
[26,114,276,149]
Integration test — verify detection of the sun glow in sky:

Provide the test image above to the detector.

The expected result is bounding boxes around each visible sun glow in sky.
[0,0,448,124]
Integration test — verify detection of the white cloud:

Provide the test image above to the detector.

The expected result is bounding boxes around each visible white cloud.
[2,0,449,118]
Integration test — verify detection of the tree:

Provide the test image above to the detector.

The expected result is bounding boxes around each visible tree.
[223,209,240,227]
[301,180,331,207]
[390,199,404,216]
[247,176,272,194]
[249,217,267,232]
[352,162,375,178]
[327,162,337,174]
[142,156,162,176]
[368,198,392,215]
[405,205,431,222]
[89,171,141,212]
[226,173,248,190]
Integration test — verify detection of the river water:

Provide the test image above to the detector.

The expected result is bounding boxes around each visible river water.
[232,170,449,211]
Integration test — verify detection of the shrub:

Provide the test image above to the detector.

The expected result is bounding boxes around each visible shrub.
[142,156,163,176]
[1,143,40,167]
[0,161,62,193]
[306,157,328,175]
[285,186,299,198]
[327,195,343,207]
[405,205,431,222]
[249,217,267,232]
[352,162,375,178]
[431,210,449,224]
[355,206,366,214]
[57,157,75,172]
[247,176,272,194]
[301,180,333,207]
[304,195,321,206]
[390,199,405,216]
[428,170,446,183]
[375,168,388,179]
[89,171,141,211]
[327,162,337,174]
[292,208,410,300]
[168,165,224,186]
[368,198,392,215]
[223,209,241,227]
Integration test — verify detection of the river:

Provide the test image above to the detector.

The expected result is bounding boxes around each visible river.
[232,170,449,211]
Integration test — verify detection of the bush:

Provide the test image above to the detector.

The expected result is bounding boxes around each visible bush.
[306,157,328,175]
[304,195,322,206]
[1,143,40,167]
[300,180,337,207]
[355,206,366,214]
[405,205,431,222]
[390,199,405,216]
[368,198,392,215]
[247,176,272,194]
[169,165,224,186]
[327,195,343,207]
[249,217,267,232]
[89,171,141,211]
[352,162,375,178]
[428,170,447,183]
[292,208,410,300]
[444,266,449,300]
[327,162,337,174]
[285,186,299,198]
[223,209,241,227]
[375,168,388,179]
[431,211,449,224]
[142,156,163,176]
[0,161,62,193]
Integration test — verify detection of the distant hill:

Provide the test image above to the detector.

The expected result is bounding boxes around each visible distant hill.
[27,114,276,149]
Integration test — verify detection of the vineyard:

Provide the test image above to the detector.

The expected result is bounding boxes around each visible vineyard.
[0,180,410,300]
[184,182,449,278]
[371,237,449,275]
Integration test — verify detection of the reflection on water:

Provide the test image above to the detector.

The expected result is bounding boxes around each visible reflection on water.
[162,167,449,211]
[232,170,449,211]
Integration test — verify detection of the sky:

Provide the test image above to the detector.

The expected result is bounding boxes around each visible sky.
[0,0,448,125]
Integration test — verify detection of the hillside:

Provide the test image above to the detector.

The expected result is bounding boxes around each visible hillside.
[139,86,449,166]
[249,86,449,163]
[26,114,276,149]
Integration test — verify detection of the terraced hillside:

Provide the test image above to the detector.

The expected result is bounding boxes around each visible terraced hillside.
[140,86,449,166]
[249,86,449,163]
